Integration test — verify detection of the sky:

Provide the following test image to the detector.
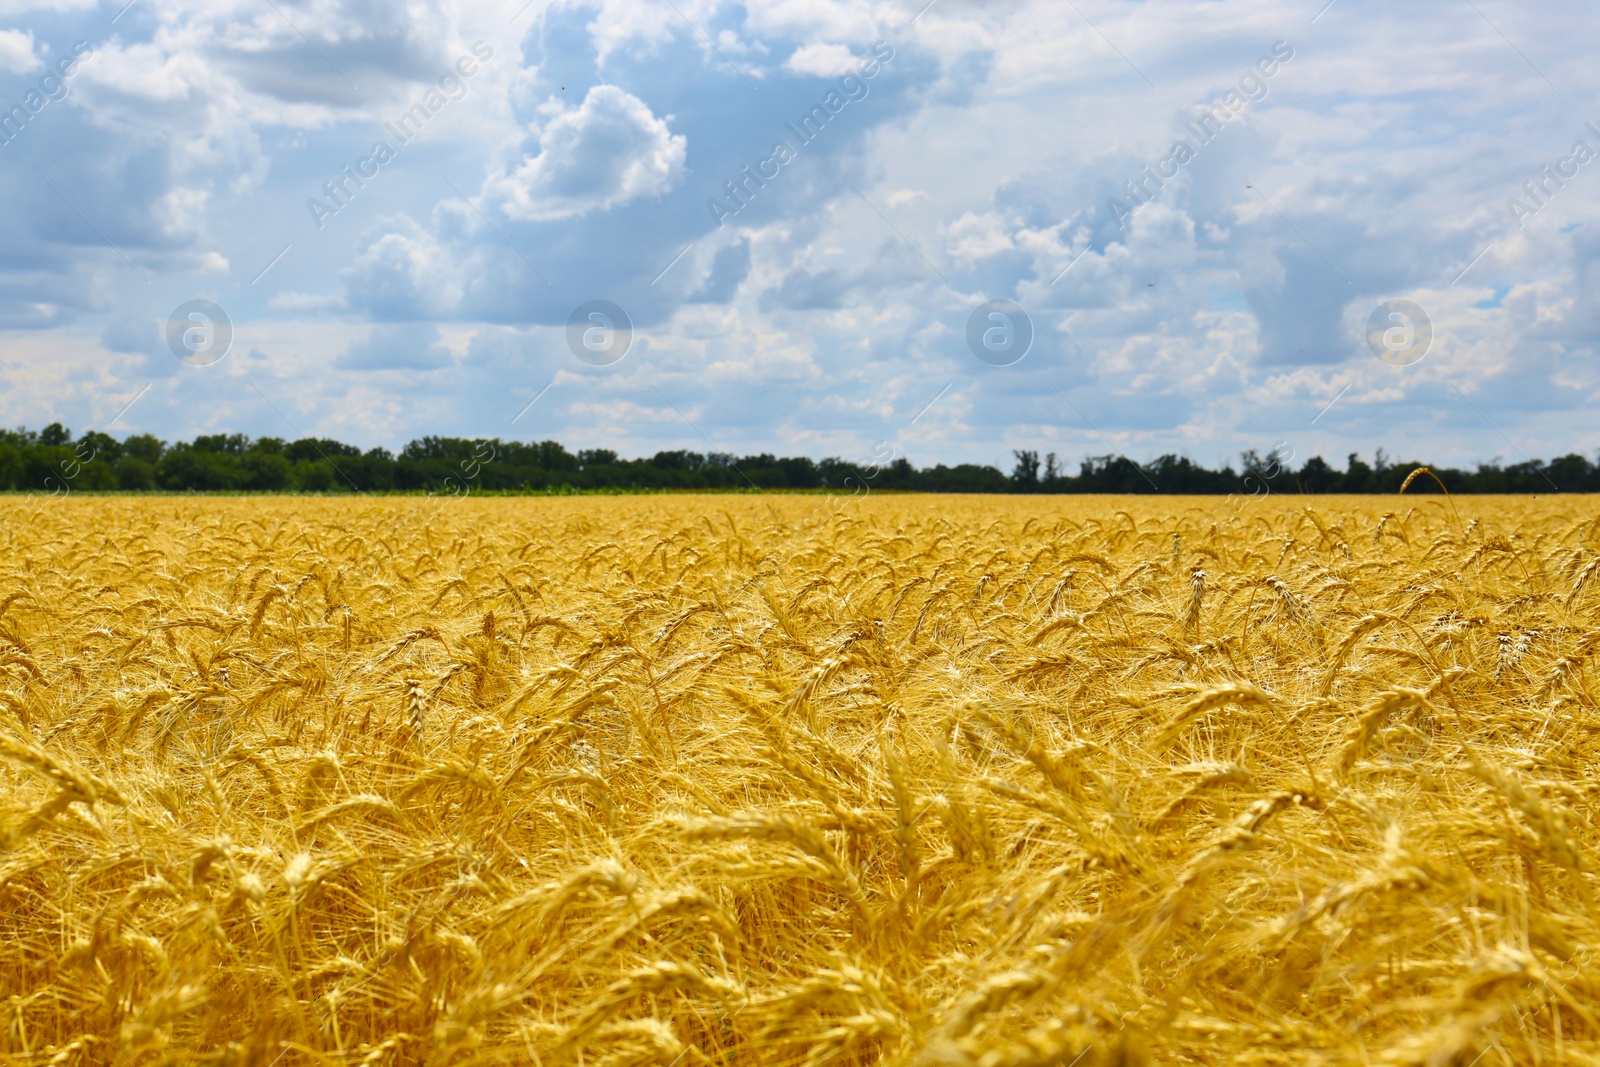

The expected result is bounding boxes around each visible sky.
[0,0,1596,474]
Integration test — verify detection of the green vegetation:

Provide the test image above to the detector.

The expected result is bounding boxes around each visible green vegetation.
[1,424,1589,494]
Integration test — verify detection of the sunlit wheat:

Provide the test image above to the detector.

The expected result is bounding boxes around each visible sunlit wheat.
[0,493,1596,1066]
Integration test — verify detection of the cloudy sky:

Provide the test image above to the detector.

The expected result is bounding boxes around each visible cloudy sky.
[0,0,1595,471]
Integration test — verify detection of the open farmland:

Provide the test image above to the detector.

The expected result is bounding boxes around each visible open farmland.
[1,494,1598,1066]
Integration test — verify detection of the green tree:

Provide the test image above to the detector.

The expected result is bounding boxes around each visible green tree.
[114,457,156,490]
[242,452,292,491]
[76,431,122,463]
[123,435,165,463]
[0,444,23,489]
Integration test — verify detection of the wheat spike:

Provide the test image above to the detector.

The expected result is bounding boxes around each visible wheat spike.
[2,493,1594,1066]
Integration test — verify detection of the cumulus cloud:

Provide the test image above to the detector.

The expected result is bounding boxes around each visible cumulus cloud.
[489,85,686,222]
[784,43,860,77]
[342,216,465,320]
[0,27,38,73]
[742,0,884,45]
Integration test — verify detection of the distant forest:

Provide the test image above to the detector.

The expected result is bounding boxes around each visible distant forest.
[0,423,1590,494]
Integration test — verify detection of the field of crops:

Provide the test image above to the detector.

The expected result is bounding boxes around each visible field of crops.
[1,493,1597,1066]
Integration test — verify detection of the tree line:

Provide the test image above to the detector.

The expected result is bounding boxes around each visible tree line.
[1,424,1591,494]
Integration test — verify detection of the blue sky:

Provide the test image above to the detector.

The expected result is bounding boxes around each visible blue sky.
[0,0,1596,472]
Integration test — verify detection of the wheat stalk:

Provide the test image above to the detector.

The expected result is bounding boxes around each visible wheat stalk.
[0,493,1593,1066]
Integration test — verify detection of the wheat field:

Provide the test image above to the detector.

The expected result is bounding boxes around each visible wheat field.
[1,493,1597,1066]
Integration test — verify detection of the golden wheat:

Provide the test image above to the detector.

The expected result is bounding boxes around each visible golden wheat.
[0,493,1597,1066]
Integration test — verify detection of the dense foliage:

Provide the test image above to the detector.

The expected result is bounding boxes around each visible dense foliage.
[1,423,1593,494]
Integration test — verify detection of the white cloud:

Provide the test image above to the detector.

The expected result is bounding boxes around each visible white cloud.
[0,27,38,73]
[576,0,681,65]
[266,291,347,313]
[784,42,858,77]
[342,216,465,319]
[489,85,686,222]
[742,0,882,44]
[943,211,1015,260]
